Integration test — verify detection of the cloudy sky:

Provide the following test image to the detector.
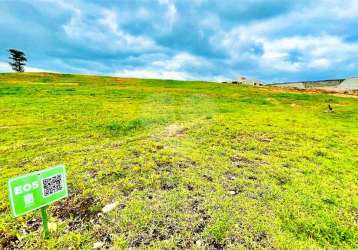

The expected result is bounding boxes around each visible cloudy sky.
[0,0,357,83]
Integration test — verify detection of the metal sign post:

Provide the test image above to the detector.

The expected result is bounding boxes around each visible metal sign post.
[41,206,49,239]
[8,165,68,239]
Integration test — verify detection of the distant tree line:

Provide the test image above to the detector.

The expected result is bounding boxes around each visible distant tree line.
[8,49,27,72]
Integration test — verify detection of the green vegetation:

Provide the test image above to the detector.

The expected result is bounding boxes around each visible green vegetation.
[0,73,357,249]
[8,49,27,73]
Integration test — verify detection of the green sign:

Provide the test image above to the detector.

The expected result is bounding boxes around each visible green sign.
[8,165,68,217]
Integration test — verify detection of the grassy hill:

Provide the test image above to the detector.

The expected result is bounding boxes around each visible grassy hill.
[0,73,357,249]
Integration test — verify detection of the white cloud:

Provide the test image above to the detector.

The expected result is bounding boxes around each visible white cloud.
[158,0,177,31]
[113,52,225,81]
[260,35,358,72]
[151,52,209,70]
[114,52,203,80]
[308,58,331,69]
[211,3,358,75]
[114,68,190,80]
[321,0,358,19]
[0,62,10,72]
[63,8,157,52]
[137,7,151,19]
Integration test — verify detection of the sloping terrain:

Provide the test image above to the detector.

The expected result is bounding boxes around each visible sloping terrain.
[338,77,358,90]
[0,73,357,249]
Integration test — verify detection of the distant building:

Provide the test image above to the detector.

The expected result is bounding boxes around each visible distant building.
[233,76,264,86]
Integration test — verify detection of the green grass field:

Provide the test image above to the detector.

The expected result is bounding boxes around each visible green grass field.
[0,73,357,249]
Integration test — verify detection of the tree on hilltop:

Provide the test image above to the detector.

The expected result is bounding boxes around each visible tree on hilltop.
[8,49,27,72]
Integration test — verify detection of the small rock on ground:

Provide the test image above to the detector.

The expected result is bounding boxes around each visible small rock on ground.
[93,241,104,249]
[102,202,119,213]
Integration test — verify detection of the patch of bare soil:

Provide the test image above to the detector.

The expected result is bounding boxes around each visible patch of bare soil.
[254,231,272,248]
[129,216,180,248]
[165,124,188,137]
[221,172,244,196]
[154,124,188,138]
[206,235,248,249]
[26,218,41,232]
[176,157,197,169]
[154,157,196,172]
[230,155,261,168]
[154,160,172,172]
[190,199,211,235]
[207,239,226,249]
[274,175,291,186]
[53,195,102,230]
[160,178,178,190]
[0,230,20,250]
[93,228,113,249]
[203,174,213,182]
